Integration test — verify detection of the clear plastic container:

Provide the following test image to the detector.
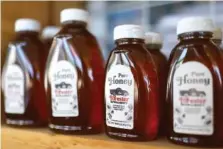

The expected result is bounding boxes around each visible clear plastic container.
[1,18,48,127]
[167,17,223,147]
[104,25,159,141]
[145,32,168,135]
[45,8,104,134]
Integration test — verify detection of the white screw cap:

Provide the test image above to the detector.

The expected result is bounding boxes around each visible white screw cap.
[60,8,89,23]
[177,17,214,35]
[42,26,60,39]
[114,24,144,40]
[145,32,163,45]
[15,18,40,32]
[212,27,222,40]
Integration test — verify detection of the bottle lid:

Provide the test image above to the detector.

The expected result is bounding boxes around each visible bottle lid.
[145,32,163,45]
[15,18,40,32]
[60,8,89,23]
[114,24,144,40]
[212,27,222,40]
[177,17,214,35]
[42,26,60,39]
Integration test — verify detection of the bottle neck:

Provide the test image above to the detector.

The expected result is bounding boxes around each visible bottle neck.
[212,39,222,47]
[146,43,162,50]
[61,20,87,28]
[16,31,39,37]
[115,38,144,46]
[178,32,212,41]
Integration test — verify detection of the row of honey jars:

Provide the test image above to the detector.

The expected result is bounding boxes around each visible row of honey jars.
[2,8,223,147]
[1,8,105,133]
[1,9,161,140]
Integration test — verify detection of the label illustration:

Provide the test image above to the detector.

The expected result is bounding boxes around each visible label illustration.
[50,60,78,117]
[173,61,213,135]
[105,65,134,129]
[4,64,25,114]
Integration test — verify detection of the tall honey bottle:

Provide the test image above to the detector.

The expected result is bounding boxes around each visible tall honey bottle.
[166,17,223,147]
[105,25,159,141]
[1,19,47,126]
[145,32,168,135]
[45,8,104,134]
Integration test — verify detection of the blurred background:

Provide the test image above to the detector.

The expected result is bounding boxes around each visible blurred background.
[1,1,223,62]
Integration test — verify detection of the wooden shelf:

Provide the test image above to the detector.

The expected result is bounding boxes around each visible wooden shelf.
[1,125,214,149]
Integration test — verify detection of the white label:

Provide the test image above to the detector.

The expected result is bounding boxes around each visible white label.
[105,65,134,129]
[50,60,78,117]
[4,64,25,114]
[173,62,213,135]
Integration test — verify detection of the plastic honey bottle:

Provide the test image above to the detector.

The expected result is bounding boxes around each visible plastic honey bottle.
[145,32,168,135]
[1,18,47,126]
[45,8,104,134]
[105,25,159,141]
[166,17,223,147]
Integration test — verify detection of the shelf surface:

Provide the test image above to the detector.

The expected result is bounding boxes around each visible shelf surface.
[1,125,217,149]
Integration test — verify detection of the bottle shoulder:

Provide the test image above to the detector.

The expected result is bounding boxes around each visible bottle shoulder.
[106,44,156,74]
[55,27,100,53]
[170,39,220,63]
[3,44,39,78]
[12,34,44,50]
[58,26,92,38]
[109,45,145,64]
[168,39,223,85]
[112,44,148,54]
[4,34,43,68]
[173,39,218,51]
